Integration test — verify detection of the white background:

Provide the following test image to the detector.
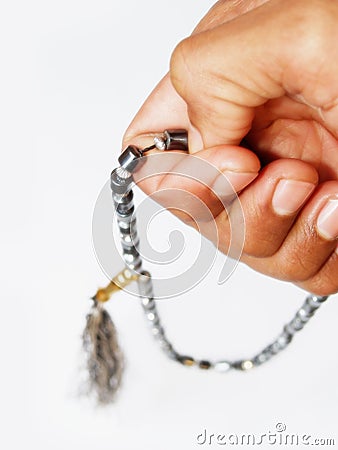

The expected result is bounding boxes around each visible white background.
[1,1,337,449]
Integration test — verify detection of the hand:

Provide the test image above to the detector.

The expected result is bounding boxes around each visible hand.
[123,0,338,295]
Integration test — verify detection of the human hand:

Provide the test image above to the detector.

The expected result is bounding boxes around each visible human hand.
[123,0,338,295]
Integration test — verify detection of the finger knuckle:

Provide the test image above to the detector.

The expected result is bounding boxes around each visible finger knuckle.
[278,248,318,282]
[289,0,338,61]
[242,200,284,258]
[243,235,281,258]
[170,36,199,99]
[303,253,338,296]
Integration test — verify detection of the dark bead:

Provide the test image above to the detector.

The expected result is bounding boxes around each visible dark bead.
[199,360,211,370]
[164,129,188,151]
[118,145,143,172]
[116,204,134,217]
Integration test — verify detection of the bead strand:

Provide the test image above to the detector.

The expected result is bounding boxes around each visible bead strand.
[110,139,330,374]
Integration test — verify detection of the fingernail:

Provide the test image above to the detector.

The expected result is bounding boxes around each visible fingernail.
[212,171,258,197]
[272,179,315,216]
[317,199,338,240]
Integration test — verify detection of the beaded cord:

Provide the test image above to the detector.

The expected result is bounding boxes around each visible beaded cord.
[85,129,329,404]
[111,130,329,373]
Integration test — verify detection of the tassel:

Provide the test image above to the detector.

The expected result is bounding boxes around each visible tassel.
[83,301,123,404]
[83,268,138,404]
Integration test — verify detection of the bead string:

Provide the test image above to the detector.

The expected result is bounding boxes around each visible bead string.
[111,154,329,373]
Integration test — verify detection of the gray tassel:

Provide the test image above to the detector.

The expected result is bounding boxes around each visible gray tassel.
[83,300,123,404]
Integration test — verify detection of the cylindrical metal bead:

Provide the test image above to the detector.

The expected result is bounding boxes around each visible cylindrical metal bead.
[163,129,188,151]
[111,168,133,194]
[276,332,292,349]
[141,297,155,310]
[284,323,297,336]
[118,145,143,172]
[290,317,305,331]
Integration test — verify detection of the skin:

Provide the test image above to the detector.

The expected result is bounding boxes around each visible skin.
[123,0,338,295]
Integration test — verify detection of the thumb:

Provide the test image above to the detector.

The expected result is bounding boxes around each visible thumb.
[170,0,338,151]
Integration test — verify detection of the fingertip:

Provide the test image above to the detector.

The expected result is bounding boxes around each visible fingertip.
[194,144,261,174]
[260,158,319,185]
[122,74,190,150]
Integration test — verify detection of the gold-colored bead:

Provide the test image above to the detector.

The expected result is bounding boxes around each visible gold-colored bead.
[92,268,138,303]
[182,357,195,366]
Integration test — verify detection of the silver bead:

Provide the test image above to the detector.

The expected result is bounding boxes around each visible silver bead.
[118,145,143,172]
[214,361,232,373]
[125,258,142,271]
[297,307,311,322]
[290,317,305,331]
[261,350,273,361]
[117,218,134,230]
[241,360,254,371]
[115,198,134,214]
[255,353,268,365]
[284,323,296,336]
[151,325,164,337]
[153,129,189,151]
[270,342,281,354]
[141,297,155,310]
[111,168,133,194]
[115,166,132,179]
[154,136,166,151]
[163,129,188,151]
[123,252,136,264]
[276,333,291,349]
[307,296,322,310]
[146,311,159,325]
[120,233,139,247]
